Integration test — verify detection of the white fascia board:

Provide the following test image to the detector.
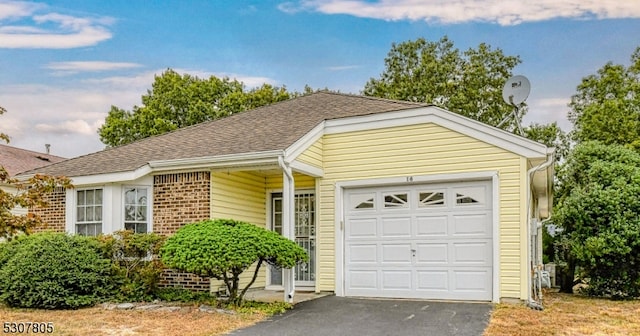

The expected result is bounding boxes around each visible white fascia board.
[324,106,549,159]
[148,150,283,171]
[284,121,325,162]
[289,160,324,177]
[70,165,153,185]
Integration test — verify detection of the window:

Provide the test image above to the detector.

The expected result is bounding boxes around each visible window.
[76,189,103,236]
[383,193,408,208]
[454,186,485,205]
[124,187,148,233]
[350,193,375,210]
[419,191,445,207]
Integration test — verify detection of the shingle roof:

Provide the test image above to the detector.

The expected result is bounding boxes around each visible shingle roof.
[0,144,66,176]
[22,92,426,177]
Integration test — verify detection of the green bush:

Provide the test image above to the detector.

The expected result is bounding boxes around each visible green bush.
[161,219,308,305]
[0,232,116,309]
[97,230,165,302]
[154,287,215,303]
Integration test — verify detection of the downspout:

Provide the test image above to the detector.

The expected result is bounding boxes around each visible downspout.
[278,155,296,304]
[526,153,554,310]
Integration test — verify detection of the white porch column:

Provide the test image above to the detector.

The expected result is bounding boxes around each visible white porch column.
[279,157,296,303]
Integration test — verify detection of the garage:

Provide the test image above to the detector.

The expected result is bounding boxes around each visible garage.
[343,180,493,301]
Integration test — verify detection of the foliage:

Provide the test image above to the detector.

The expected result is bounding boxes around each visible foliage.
[161,219,308,305]
[233,300,292,315]
[154,287,216,303]
[0,232,116,309]
[524,122,570,163]
[97,230,166,301]
[568,47,640,149]
[364,36,522,131]
[0,106,73,240]
[98,69,293,147]
[554,142,640,298]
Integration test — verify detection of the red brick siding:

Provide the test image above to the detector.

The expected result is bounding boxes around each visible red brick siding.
[158,269,211,292]
[30,187,66,233]
[153,172,211,235]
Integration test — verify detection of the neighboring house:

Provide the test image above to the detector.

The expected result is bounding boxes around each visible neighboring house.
[20,92,553,304]
[0,144,66,215]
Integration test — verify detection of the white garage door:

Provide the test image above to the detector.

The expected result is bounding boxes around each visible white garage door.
[344,180,493,301]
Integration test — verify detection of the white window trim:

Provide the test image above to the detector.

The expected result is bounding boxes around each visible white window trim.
[67,187,107,236]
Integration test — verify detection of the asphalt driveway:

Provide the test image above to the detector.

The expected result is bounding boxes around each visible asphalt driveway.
[230,295,493,336]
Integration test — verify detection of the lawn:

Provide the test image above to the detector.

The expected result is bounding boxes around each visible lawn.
[0,304,268,336]
[484,290,640,336]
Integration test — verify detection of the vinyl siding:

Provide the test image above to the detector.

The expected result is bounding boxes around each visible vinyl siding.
[210,171,267,289]
[318,123,525,299]
[266,173,316,190]
[296,137,323,169]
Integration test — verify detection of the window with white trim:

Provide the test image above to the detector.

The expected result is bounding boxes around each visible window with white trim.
[76,189,103,236]
[124,187,148,233]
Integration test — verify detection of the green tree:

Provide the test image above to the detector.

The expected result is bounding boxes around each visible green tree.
[161,219,307,305]
[554,142,640,297]
[0,106,73,240]
[524,122,570,163]
[364,36,522,130]
[568,47,640,149]
[98,69,293,147]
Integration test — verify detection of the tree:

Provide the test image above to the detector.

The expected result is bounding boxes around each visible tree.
[554,142,640,297]
[160,219,307,305]
[568,47,640,150]
[364,36,522,131]
[0,106,72,240]
[98,69,294,147]
[524,122,570,163]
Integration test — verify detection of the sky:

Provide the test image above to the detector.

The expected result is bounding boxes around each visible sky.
[0,0,639,158]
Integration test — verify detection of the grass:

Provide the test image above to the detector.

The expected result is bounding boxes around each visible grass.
[484,290,640,336]
[0,301,287,336]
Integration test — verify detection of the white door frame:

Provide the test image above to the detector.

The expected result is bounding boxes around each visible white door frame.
[334,171,501,303]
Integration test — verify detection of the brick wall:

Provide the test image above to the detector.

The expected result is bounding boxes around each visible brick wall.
[153,172,212,291]
[158,269,211,292]
[30,187,66,233]
[153,172,211,235]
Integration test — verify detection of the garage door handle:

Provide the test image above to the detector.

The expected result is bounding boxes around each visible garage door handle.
[411,249,416,257]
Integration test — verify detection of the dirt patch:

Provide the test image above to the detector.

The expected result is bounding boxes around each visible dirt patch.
[0,304,265,336]
[484,290,640,336]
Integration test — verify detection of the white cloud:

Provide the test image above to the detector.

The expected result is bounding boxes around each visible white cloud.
[279,0,640,25]
[35,120,97,135]
[0,1,113,49]
[525,97,572,131]
[45,61,143,75]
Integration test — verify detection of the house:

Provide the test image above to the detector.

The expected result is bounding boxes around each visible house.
[20,92,553,304]
[0,144,66,215]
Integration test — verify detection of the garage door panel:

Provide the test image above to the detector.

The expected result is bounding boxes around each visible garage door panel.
[382,271,412,290]
[416,215,448,236]
[452,241,491,265]
[452,213,490,236]
[348,218,377,238]
[417,270,449,290]
[381,243,412,263]
[381,217,412,237]
[348,244,378,263]
[415,243,448,264]
[349,270,378,289]
[344,180,493,301]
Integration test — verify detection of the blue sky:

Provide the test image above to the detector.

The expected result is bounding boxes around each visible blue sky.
[1,0,639,158]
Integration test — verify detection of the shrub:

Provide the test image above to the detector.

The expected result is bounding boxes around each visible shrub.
[97,230,165,302]
[161,219,308,305]
[0,232,116,309]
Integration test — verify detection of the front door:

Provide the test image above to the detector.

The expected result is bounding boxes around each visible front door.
[270,192,316,288]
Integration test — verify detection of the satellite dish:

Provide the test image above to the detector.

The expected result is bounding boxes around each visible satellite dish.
[502,75,531,106]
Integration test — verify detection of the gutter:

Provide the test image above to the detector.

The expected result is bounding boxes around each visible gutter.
[278,155,296,304]
[526,153,554,310]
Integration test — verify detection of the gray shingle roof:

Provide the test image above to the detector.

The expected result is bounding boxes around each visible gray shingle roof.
[22,92,426,177]
[0,144,66,176]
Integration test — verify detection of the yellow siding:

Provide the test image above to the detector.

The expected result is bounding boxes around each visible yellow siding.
[210,171,267,288]
[266,172,316,190]
[318,123,525,299]
[296,137,323,169]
